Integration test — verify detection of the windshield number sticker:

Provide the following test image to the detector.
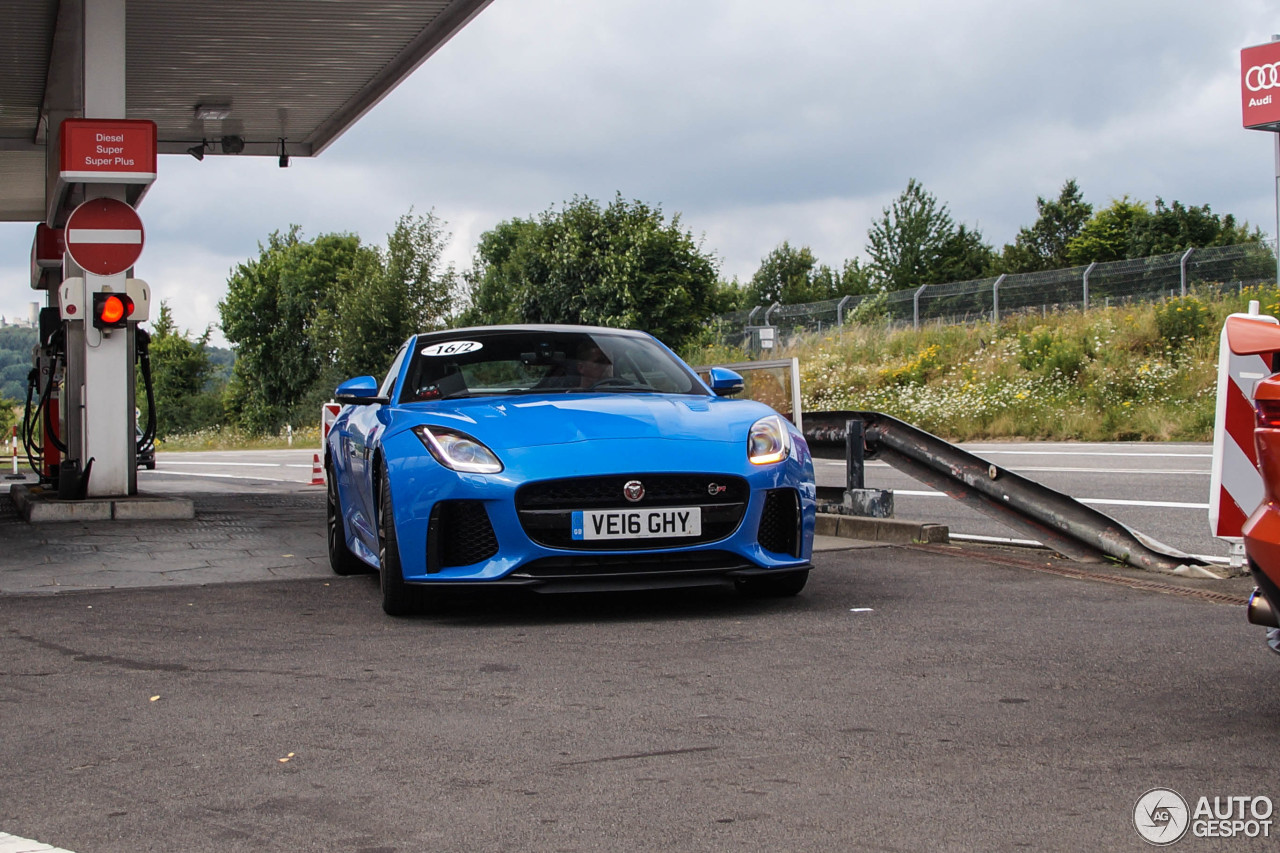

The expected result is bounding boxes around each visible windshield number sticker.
[421,341,482,357]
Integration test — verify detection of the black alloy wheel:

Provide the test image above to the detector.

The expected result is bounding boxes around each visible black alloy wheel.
[327,462,371,576]
[378,466,419,616]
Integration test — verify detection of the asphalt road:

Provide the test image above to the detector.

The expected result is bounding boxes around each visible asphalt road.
[2,543,1276,852]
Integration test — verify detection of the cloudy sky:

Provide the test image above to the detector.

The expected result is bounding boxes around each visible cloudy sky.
[1,0,1277,345]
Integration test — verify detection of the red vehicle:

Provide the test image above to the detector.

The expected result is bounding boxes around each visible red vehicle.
[1226,316,1280,652]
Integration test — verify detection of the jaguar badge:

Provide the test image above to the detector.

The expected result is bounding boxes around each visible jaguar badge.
[623,480,645,502]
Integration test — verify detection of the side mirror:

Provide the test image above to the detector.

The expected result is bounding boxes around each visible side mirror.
[708,367,744,397]
[335,375,388,405]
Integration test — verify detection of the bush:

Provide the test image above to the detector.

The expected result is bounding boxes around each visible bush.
[1154,296,1213,345]
[1017,328,1089,379]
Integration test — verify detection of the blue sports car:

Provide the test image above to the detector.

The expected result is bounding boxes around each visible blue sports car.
[325,325,816,615]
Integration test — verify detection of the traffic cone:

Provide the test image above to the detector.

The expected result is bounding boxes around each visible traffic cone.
[311,453,324,486]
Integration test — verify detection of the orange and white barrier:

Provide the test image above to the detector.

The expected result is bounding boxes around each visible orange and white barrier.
[321,402,340,451]
[1211,303,1279,544]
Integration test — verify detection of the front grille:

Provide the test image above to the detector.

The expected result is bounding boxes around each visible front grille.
[515,474,749,551]
[757,488,800,557]
[427,500,499,572]
[514,550,749,580]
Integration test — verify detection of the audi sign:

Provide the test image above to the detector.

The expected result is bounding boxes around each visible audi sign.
[1242,41,1280,130]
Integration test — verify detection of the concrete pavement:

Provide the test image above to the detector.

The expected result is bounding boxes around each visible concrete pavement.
[0,486,330,595]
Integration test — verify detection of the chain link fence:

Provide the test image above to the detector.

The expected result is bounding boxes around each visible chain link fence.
[711,241,1278,350]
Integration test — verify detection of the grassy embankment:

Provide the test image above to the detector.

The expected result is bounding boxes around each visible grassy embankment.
[691,286,1280,443]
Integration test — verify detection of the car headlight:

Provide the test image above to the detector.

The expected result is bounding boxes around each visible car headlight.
[748,415,792,465]
[412,425,504,473]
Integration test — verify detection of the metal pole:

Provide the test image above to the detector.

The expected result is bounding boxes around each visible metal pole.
[1082,262,1097,311]
[836,295,852,327]
[764,301,781,326]
[1179,248,1194,297]
[746,306,761,325]
[913,284,927,331]
[991,274,1005,324]
[790,358,803,433]
[846,418,864,491]
[1274,35,1280,288]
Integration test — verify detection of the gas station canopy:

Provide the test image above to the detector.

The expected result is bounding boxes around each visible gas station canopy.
[0,0,494,220]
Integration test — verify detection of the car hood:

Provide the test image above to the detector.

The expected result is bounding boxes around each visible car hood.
[392,393,778,452]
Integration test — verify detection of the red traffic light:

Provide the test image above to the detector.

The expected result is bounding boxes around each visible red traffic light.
[92,292,134,330]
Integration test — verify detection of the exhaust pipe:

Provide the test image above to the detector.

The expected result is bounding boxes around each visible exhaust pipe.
[1248,588,1280,628]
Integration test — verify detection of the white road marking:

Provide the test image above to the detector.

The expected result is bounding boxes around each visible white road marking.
[0,831,78,853]
[140,470,306,484]
[957,450,1211,458]
[152,460,287,468]
[994,467,1209,476]
[890,488,1209,510]
[816,461,1208,474]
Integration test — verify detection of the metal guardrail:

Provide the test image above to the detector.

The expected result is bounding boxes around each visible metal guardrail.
[803,410,1213,574]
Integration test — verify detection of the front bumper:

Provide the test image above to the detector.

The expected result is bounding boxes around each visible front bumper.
[382,433,817,585]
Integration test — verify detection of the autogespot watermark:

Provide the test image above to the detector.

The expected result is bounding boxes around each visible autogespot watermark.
[1133,787,1274,845]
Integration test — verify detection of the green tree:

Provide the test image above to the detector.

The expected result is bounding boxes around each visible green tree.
[0,395,16,439]
[142,302,222,437]
[1128,198,1262,257]
[839,258,876,296]
[998,179,1093,273]
[1066,197,1149,264]
[748,242,823,305]
[0,326,38,401]
[866,179,991,290]
[219,227,374,432]
[744,244,876,308]
[710,278,746,314]
[336,210,459,377]
[463,194,720,349]
[931,224,995,283]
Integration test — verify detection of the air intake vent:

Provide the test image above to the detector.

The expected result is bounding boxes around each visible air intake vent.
[427,501,498,572]
[757,488,800,557]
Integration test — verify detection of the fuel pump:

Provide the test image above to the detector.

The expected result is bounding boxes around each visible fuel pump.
[21,307,67,488]
[20,298,156,497]
[136,326,157,464]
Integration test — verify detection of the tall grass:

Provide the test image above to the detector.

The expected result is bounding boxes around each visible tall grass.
[155,425,322,452]
[687,286,1280,442]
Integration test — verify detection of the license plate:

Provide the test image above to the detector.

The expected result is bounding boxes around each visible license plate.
[571,507,702,540]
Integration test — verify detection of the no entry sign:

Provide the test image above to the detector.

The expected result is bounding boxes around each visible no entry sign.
[64,198,144,276]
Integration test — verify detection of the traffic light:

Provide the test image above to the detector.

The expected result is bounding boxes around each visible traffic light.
[91,292,134,330]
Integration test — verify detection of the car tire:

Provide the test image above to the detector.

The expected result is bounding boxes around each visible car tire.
[738,569,809,598]
[378,467,419,616]
[327,462,371,576]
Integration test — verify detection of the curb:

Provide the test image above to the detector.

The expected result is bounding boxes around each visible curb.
[9,484,195,522]
[816,512,949,545]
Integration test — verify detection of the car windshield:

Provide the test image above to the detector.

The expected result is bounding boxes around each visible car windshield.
[398,329,703,403]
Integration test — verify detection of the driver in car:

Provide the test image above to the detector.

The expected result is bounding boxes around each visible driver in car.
[574,342,612,388]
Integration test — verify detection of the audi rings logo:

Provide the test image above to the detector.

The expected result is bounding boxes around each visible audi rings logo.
[1246,63,1280,92]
